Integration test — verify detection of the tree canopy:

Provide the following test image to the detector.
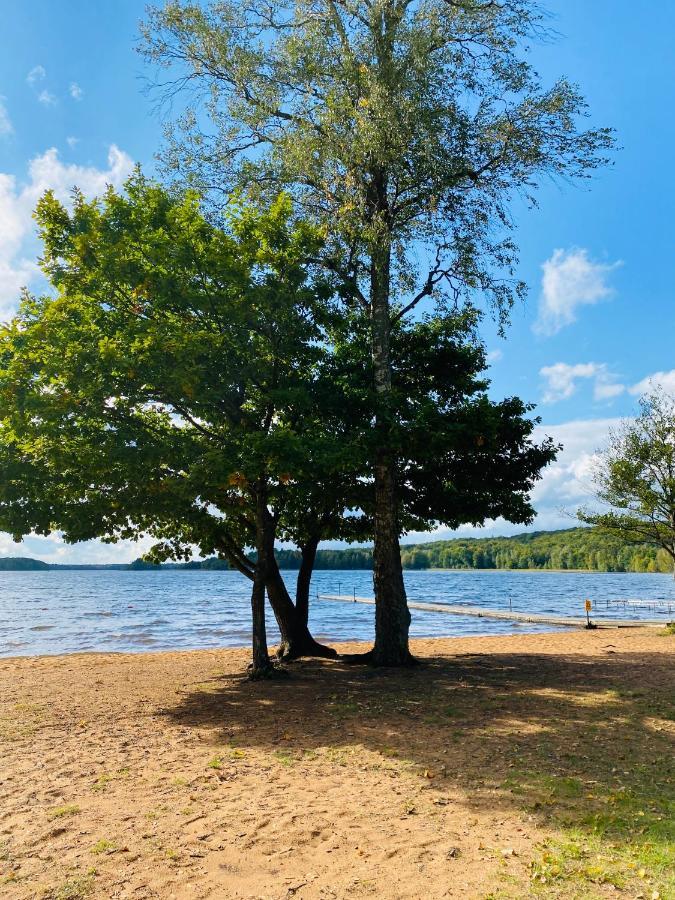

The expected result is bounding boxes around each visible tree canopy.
[141,0,614,665]
[0,174,559,672]
[0,177,353,672]
[579,391,675,577]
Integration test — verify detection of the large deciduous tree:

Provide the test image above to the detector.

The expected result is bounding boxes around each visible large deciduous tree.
[141,0,614,664]
[579,391,675,578]
[0,178,346,675]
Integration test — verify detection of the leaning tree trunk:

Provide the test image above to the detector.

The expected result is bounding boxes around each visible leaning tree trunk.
[369,227,413,666]
[296,536,319,627]
[266,552,337,660]
[217,528,335,660]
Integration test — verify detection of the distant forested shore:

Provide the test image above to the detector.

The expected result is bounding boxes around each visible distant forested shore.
[0,528,672,573]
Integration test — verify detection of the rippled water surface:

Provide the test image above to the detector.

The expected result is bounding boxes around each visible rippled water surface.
[1,568,674,656]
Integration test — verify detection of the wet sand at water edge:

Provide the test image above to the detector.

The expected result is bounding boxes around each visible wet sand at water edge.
[0,628,673,899]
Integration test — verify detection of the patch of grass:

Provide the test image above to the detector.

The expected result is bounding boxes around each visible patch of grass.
[229,748,246,759]
[529,834,627,892]
[48,874,95,900]
[662,622,675,636]
[91,768,129,792]
[273,749,295,766]
[90,839,117,855]
[506,753,674,899]
[48,804,81,820]
[172,776,188,787]
[328,695,359,717]
[207,756,223,769]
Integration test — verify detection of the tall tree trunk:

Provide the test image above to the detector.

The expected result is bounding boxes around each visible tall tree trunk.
[369,227,413,666]
[266,553,337,660]
[249,485,274,678]
[296,536,319,627]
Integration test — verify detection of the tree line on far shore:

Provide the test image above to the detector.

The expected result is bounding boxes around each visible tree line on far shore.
[130,527,674,574]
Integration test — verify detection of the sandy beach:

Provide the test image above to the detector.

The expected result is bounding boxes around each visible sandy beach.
[1,628,673,900]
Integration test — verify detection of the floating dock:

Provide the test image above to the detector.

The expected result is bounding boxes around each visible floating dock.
[316,594,669,628]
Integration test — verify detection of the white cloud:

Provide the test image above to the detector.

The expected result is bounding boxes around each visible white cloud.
[0,145,134,319]
[0,98,13,137]
[534,248,621,336]
[540,362,624,404]
[66,136,79,149]
[487,348,503,364]
[629,369,675,398]
[37,89,57,106]
[0,532,158,565]
[26,65,46,85]
[530,418,619,511]
[69,82,84,101]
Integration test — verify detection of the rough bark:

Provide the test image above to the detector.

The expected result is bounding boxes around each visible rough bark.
[296,536,319,627]
[248,486,274,678]
[369,216,413,666]
[266,554,337,660]
[218,528,335,660]
[249,570,272,677]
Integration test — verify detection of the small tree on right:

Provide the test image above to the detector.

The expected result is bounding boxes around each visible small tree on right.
[579,391,675,577]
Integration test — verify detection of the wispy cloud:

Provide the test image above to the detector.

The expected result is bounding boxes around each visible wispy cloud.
[540,362,675,405]
[629,369,675,397]
[37,89,57,106]
[540,362,624,404]
[534,248,622,336]
[66,136,79,149]
[69,82,84,101]
[0,97,12,137]
[26,65,46,85]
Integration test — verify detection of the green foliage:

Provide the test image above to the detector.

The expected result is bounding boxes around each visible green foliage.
[0,177,338,568]
[141,0,614,326]
[273,527,675,573]
[402,527,675,573]
[579,391,675,575]
[0,556,49,570]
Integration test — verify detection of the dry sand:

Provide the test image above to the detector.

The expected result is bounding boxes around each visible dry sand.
[0,628,673,899]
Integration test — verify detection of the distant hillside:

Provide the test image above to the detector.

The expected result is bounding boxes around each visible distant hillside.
[276,528,673,574]
[0,528,671,573]
[0,557,49,571]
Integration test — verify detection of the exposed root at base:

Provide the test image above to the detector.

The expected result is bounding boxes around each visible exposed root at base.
[247,661,291,681]
[339,648,420,668]
[276,641,339,662]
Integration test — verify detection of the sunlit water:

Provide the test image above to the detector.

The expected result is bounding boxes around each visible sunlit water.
[1,568,674,657]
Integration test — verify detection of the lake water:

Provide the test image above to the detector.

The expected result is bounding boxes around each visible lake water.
[1,568,674,657]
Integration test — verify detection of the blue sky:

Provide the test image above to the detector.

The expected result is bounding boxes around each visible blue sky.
[0,1,674,562]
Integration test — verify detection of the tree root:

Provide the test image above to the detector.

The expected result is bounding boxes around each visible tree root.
[339,648,420,667]
[247,660,291,680]
[276,639,338,662]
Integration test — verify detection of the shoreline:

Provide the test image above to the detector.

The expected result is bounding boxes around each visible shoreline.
[1,620,667,663]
